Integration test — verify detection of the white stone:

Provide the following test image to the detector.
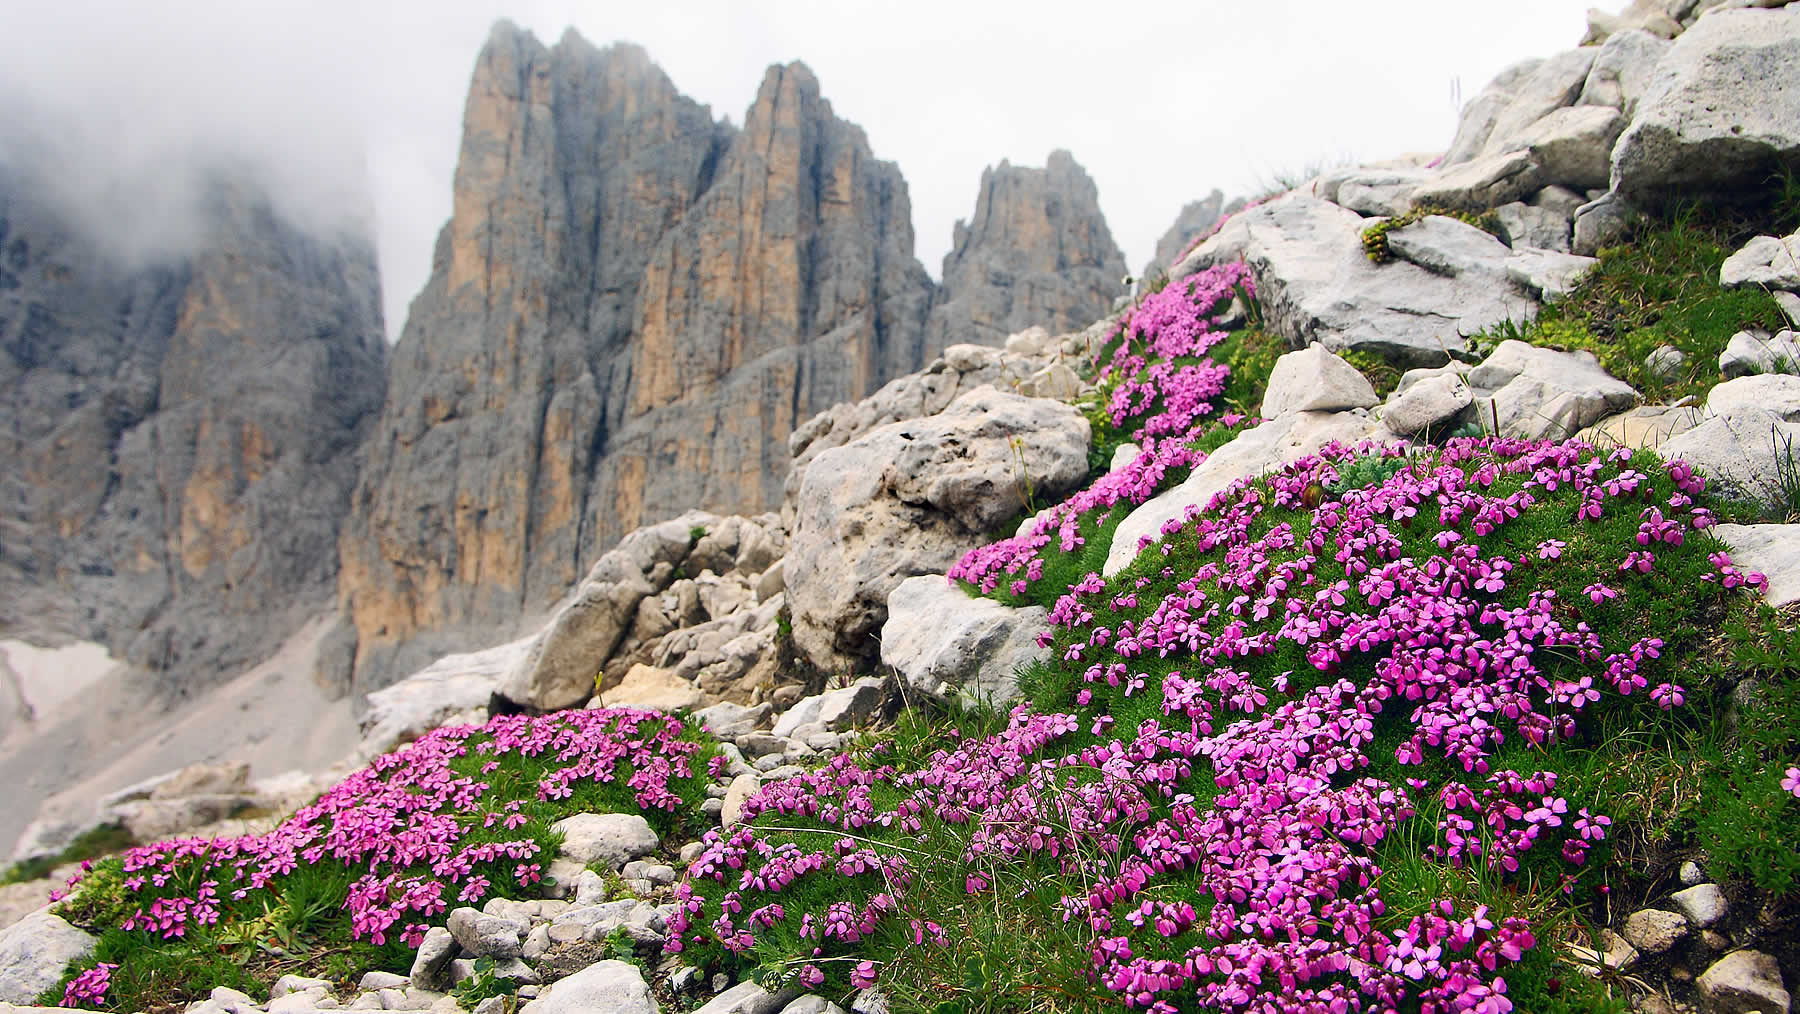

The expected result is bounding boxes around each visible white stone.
[358,637,529,758]
[1467,340,1640,439]
[599,663,702,712]
[1697,949,1791,1014]
[1496,201,1572,253]
[1622,908,1690,953]
[1504,247,1600,301]
[1720,330,1800,378]
[1510,105,1629,189]
[518,960,657,1014]
[1714,524,1800,606]
[1646,345,1688,381]
[1662,407,1800,506]
[881,577,1049,706]
[1260,344,1380,418]
[1412,150,1546,212]
[1177,194,1537,365]
[1720,231,1800,290]
[1385,216,1515,278]
[1579,28,1674,116]
[1382,373,1475,436]
[549,813,659,870]
[1707,374,1800,421]
[1105,410,1386,575]
[691,982,800,1014]
[1479,48,1602,159]
[721,772,761,827]
[1671,882,1729,926]
[1613,7,1800,199]
[0,910,96,1003]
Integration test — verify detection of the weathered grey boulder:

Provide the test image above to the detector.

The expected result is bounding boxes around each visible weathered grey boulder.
[881,577,1049,705]
[1584,0,1684,43]
[1720,230,1800,290]
[1612,7,1800,200]
[1579,403,1704,449]
[1386,216,1515,278]
[1579,28,1674,115]
[358,637,529,758]
[1661,405,1800,506]
[446,907,526,960]
[1496,201,1573,253]
[500,565,655,712]
[1479,48,1602,158]
[1333,170,1432,217]
[1646,345,1688,381]
[1778,291,1800,327]
[721,772,761,827]
[1444,58,1547,165]
[1720,329,1800,378]
[597,663,702,712]
[1412,150,1546,212]
[692,981,801,1014]
[1467,340,1640,440]
[1707,374,1800,421]
[1572,192,1636,256]
[409,926,457,991]
[1105,410,1386,575]
[549,813,659,870]
[1510,105,1628,189]
[518,960,657,1014]
[1621,908,1690,953]
[1176,195,1537,366]
[786,386,1089,672]
[1715,523,1800,607]
[772,677,888,739]
[1382,372,1475,437]
[1260,345,1380,418]
[1505,248,1601,301]
[1696,949,1790,1014]
[0,910,95,1003]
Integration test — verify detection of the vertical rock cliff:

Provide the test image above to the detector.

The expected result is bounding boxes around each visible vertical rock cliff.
[0,167,387,690]
[925,150,1127,348]
[335,26,935,692]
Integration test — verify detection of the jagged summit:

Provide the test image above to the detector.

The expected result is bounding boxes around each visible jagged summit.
[926,148,1127,348]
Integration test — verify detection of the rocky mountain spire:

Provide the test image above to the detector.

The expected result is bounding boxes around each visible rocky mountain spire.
[926,149,1127,348]
[0,166,387,687]
[334,29,935,694]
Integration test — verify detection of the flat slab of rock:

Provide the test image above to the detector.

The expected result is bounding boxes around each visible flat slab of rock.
[1612,7,1800,200]
[1707,374,1800,422]
[1721,231,1800,290]
[358,637,529,757]
[1504,248,1600,301]
[1410,150,1546,213]
[1176,194,1537,366]
[1577,404,1703,449]
[1105,409,1386,575]
[881,577,1049,706]
[1697,949,1791,1014]
[599,663,702,712]
[519,960,657,1014]
[693,982,801,1014]
[1386,216,1514,279]
[549,813,659,871]
[0,910,95,1003]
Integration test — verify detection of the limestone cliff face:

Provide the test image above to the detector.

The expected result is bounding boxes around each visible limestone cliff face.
[0,167,387,688]
[336,27,935,693]
[926,150,1127,348]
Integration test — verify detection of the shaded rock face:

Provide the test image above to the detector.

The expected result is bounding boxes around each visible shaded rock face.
[925,150,1126,349]
[0,166,386,688]
[339,26,950,694]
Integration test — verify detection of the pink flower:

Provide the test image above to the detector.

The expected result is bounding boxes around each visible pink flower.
[1783,767,1800,799]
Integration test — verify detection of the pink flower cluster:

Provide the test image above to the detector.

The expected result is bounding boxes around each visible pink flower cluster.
[948,263,1253,598]
[677,433,1764,1011]
[73,708,701,948]
[60,962,116,1008]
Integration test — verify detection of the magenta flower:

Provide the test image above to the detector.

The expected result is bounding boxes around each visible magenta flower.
[1783,767,1800,799]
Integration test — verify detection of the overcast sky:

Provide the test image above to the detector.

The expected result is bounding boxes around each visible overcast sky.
[0,0,1596,339]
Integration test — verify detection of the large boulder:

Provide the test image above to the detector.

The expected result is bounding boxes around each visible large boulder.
[1509,105,1629,189]
[548,813,659,871]
[786,386,1089,672]
[1695,949,1791,1014]
[518,960,657,1014]
[1705,373,1800,421]
[0,910,96,1003]
[1466,340,1640,439]
[1504,248,1601,301]
[1105,410,1386,575]
[1477,48,1602,159]
[1382,372,1476,437]
[1443,58,1547,166]
[1661,405,1800,506]
[1578,28,1673,116]
[1175,195,1537,366]
[881,577,1050,706]
[1720,329,1800,378]
[1386,216,1514,277]
[1410,150,1546,212]
[1611,7,1800,201]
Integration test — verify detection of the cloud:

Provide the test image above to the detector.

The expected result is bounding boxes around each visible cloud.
[0,0,1595,337]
